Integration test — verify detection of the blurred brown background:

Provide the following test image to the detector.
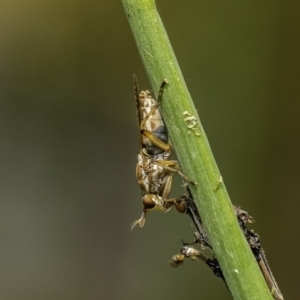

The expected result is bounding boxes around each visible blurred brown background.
[0,0,299,299]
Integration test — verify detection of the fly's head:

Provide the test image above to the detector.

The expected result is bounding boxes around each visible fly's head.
[142,194,165,212]
[131,194,171,230]
[169,254,185,268]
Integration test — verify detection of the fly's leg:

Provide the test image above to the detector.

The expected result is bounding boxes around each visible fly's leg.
[131,211,146,230]
[160,175,189,213]
[142,130,171,152]
[161,173,172,199]
[155,160,197,186]
[157,174,175,213]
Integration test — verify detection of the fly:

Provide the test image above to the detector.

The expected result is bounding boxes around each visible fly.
[175,190,283,299]
[131,75,195,229]
[170,245,227,286]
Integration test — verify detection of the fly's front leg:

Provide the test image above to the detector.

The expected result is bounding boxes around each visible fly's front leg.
[155,160,197,186]
[131,211,146,230]
[159,174,175,213]
[160,175,190,213]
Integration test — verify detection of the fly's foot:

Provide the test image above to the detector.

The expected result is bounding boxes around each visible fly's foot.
[130,212,146,230]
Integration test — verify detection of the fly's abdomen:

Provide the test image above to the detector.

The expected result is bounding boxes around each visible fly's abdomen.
[138,90,169,155]
[142,126,168,155]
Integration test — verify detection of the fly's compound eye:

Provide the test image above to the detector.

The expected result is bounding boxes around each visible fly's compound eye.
[142,195,156,210]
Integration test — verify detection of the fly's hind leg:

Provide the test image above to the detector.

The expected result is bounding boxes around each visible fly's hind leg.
[160,174,174,213]
[160,175,188,213]
[142,130,171,152]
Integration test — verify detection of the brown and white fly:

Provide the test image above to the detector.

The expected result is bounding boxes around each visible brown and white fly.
[131,75,194,229]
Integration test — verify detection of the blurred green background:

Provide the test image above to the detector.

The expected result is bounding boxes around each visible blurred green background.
[0,0,299,299]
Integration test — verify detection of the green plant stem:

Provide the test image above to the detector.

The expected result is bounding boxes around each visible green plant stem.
[122,1,273,299]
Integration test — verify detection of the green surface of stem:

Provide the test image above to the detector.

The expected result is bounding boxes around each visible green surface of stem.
[122,0,273,299]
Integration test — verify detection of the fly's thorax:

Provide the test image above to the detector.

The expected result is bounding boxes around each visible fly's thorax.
[139,151,167,176]
[181,246,198,258]
[138,152,162,173]
[136,153,169,195]
[142,194,166,212]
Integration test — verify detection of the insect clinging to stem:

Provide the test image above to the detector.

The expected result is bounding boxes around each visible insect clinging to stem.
[131,75,195,229]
